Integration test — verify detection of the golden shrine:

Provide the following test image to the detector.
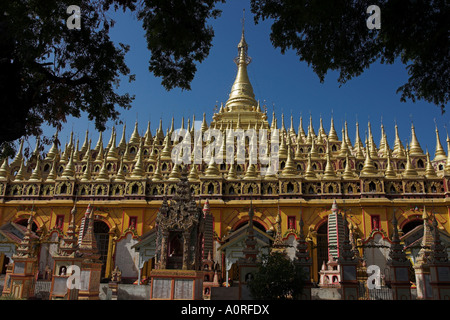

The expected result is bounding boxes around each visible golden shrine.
[0,26,449,300]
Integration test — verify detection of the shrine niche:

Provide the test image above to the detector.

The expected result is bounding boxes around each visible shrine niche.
[342,182,360,194]
[242,182,258,195]
[77,184,92,196]
[302,182,322,195]
[425,180,444,194]
[281,180,299,194]
[41,184,54,196]
[201,181,220,195]
[404,181,423,193]
[93,183,108,196]
[225,182,241,195]
[126,181,144,195]
[261,182,278,195]
[55,181,73,195]
[386,181,402,194]
[323,182,339,194]
[23,184,39,196]
[362,179,383,193]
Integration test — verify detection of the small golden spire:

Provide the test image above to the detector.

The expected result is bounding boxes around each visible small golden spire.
[445,134,450,173]
[61,148,76,178]
[298,116,306,143]
[327,117,339,142]
[425,151,437,178]
[367,121,378,158]
[131,139,145,178]
[129,121,140,145]
[14,158,26,181]
[160,129,172,160]
[403,146,418,177]
[0,158,9,179]
[384,151,396,178]
[188,164,200,181]
[10,138,24,169]
[227,163,238,180]
[29,155,42,181]
[244,163,258,179]
[96,153,110,181]
[360,144,377,176]
[342,155,355,179]
[393,123,406,157]
[106,130,119,161]
[344,121,352,149]
[73,139,80,162]
[338,128,350,157]
[94,131,103,154]
[354,122,364,156]
[434,125,446,161]
[144,121,153,147]
[304,153,317,179]
[205,149,220,177]
[46,157,58,181]
[82,139,91,162]
[168,162,181,181]
[282,135,297,176]
[80,129,90,155]
[323,141,337,179]
[201,113,208,132]
[45,131,59,161]
[409,123,424,156]
[152,155,163,182]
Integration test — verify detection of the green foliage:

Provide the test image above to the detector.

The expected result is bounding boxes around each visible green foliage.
[250,0,449,112]
[247,252,305,300]
[0,0,135,157]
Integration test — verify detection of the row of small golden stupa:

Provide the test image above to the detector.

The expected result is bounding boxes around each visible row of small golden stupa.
[1,112,449,184]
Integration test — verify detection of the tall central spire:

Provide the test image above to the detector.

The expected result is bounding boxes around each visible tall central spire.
[225,10,257,112]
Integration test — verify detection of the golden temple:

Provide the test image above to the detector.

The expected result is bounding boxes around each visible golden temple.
[0,27,449,294]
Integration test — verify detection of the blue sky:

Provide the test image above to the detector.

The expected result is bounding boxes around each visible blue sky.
[35,0,449,158]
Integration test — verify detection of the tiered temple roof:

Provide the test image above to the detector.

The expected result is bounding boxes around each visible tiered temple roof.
[1,28,450,202]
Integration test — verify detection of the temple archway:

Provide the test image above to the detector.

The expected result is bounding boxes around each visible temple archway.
[315,221,328,281]
[94,220,110,279]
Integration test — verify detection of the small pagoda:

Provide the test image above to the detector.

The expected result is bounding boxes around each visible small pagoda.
[150,166,205,300]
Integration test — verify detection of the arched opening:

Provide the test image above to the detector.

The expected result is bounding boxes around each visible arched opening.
[16,218,38,233]
[207,183,214,194]
[402,219,423,235]
[267,186,273,195]
[235,220,266,233]
[60,184,67,194]
[94,220,110,279]
[308,186,314,194]
[417,159,424,168]
[347,186,353,193]
[331,145,337,152]
[328,185,334,193]
[286,182,294,193]
[368,181,377,192]
[316,221,328,279]
[131,184,139,194]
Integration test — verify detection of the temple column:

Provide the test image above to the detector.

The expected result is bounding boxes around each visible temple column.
[160,231,169,269]
[104,232,115,279]
[182,231,191,270]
